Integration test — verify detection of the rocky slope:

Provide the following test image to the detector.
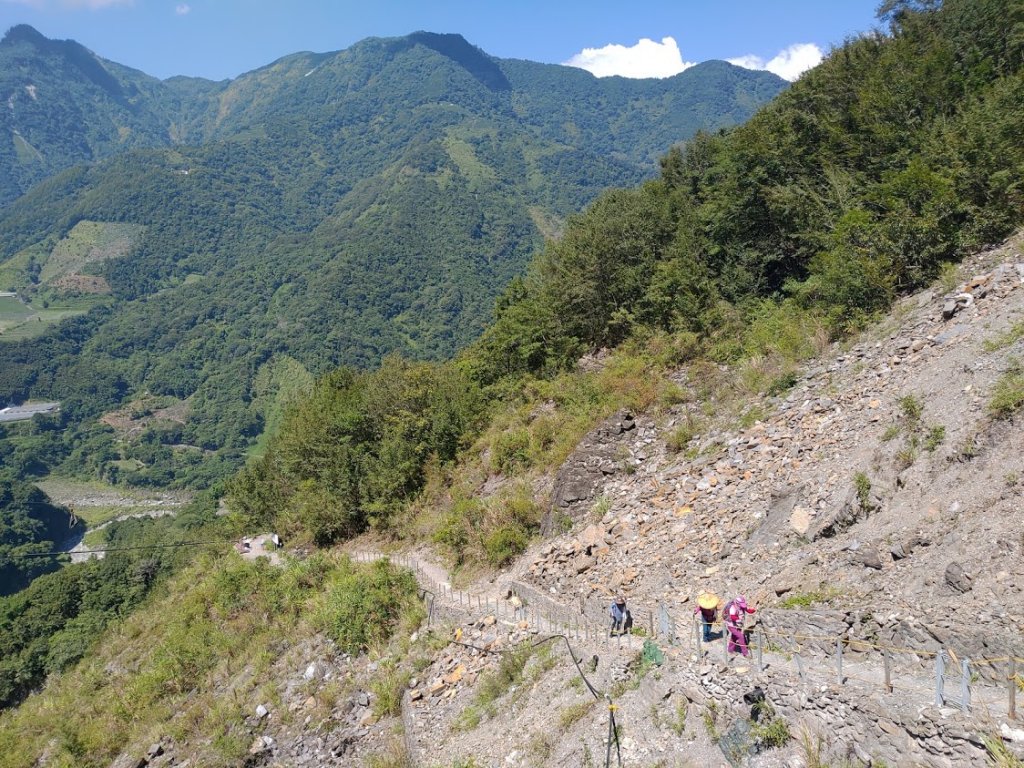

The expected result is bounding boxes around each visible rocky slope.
[520,232,1024,647]
[97,235,1024,768]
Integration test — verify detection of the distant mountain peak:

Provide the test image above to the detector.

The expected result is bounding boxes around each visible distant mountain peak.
[401,31,511,92]
[1,24,124,102]
[2,24,49,47]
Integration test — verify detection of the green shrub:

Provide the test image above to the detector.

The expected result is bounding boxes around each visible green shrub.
[989,365,1024,418]
[491,428,531,474]
[280,480,358,546]
[936,261,960,293]
[370,660,411,718]
[432,498,482,564]
[315,559,422,655]
[453,704,483,732]
[853,472,872,511]
[558,699,595,730]
[779,589,840,609]
[752,711,791,749]
[924,425,946,452]
[899,394,924,425]
[670,702,687,736]
[483,525,529,567]
[983,320,1024,352]
[665,420,702,453]
[476,642,534,707]
[766,371,799,397]
[365,741,414,768]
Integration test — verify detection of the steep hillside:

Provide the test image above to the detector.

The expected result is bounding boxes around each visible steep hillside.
[2,2,1023,765]
[2,247,1022,766]
[0,26,785,488]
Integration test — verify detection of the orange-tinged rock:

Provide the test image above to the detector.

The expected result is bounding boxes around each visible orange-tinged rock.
[444,664,466,685]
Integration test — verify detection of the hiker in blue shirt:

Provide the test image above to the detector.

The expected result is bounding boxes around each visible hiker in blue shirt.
[609,596,632,635]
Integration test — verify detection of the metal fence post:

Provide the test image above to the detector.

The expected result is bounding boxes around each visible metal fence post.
[883,649,893,693]
[694,619,702,661]
[757,628,764,673]
[935,649,946,708]
[836,638,844,684]
[723,627,729,663]
[795,653,805,684]
[1009,656,1017,721]
[961,658,971,713]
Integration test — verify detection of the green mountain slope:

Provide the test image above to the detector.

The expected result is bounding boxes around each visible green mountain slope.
[1,3,1023,763]
[0,28,786,487]
[231,0,1024,554]
[0,25,186,207]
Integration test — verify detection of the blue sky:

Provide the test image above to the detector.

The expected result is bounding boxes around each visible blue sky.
[0,1,883,82]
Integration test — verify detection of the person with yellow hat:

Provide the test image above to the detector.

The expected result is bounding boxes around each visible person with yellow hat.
[694,592,720,642]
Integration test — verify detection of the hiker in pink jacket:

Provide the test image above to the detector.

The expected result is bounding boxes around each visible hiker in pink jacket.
[725,595,756,656]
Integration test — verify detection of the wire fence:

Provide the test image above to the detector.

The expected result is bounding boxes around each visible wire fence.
[350,550,1022,723]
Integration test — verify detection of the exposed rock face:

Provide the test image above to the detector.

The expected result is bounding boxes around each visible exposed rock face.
[544,410,638,532]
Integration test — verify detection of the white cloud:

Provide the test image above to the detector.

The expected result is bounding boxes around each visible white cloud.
[175,3,190,14]
[727,43,823,82]
[563,36,696,79]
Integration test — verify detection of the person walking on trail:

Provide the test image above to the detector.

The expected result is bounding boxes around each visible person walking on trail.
[724,595,756,656]
[694,592,720,642]
[609,596,632,635]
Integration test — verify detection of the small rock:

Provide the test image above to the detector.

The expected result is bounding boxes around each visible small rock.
[1001,722,1024,743]
[789,506,812,536]
[945,562,973,593]
[255,704,269,719]
[774,581,795,597]
[249,736,272,756]
[859,549,883,570]
[304,662,324,681]
[877,719,902,736]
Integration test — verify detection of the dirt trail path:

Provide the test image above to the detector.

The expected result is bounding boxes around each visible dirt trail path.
[352,546,1013,727]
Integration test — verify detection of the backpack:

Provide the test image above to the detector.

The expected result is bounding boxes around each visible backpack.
[722,600,739,627]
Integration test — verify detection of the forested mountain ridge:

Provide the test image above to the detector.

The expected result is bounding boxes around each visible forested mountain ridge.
[0,27,786,488]
[1,3,1023,765]
[0,24,184,206]
[232,0,1024,561]
[0,26,787,206]
[1,2,1023,764]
